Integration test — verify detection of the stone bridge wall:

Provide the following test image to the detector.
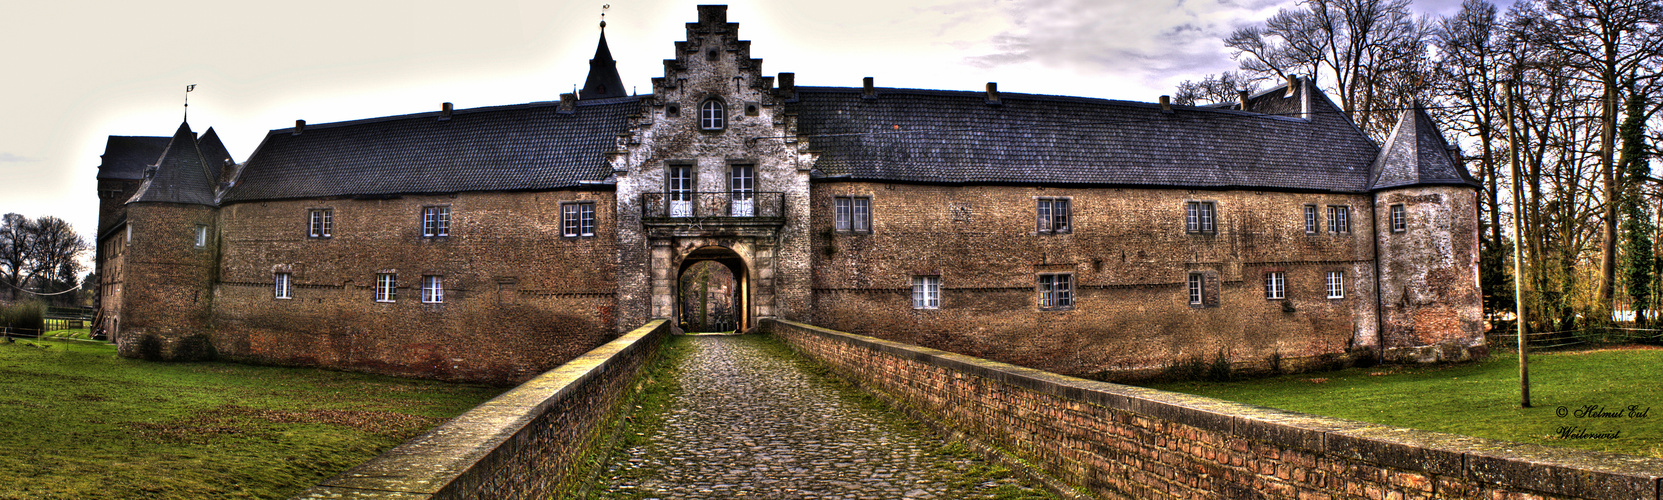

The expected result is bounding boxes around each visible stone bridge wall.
[292,319,669,500]
[767,319,1662,500]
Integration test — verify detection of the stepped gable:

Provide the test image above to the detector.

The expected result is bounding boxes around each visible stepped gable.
[96,136,171,180]
[788,82,1381,193]
[128,121,217,206]
[1369,106,1479,190]
[223,97,641,202]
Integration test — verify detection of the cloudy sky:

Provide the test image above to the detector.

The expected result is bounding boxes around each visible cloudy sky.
[0,0,1475,249]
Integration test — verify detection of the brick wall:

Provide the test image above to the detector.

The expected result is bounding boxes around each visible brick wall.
[213,189,618,383]
[293,319,669,500]
[769,319,1662,500]
[808,183,1382,378]
[117,202,218,360]
[1374,186,1485,363]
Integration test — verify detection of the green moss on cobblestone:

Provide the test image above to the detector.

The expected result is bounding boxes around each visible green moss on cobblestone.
[580,335,693,499]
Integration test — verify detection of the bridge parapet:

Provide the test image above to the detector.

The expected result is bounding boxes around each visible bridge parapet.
[766,319,1663,500]
[292,319,670,499]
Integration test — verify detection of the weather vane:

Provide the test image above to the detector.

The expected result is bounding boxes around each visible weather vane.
[600,4,609,30]
[184,84,196,120]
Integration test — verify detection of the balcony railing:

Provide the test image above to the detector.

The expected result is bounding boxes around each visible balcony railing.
[641,192,785,219]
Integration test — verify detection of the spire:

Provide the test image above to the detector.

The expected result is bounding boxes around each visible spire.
[128,121,217,206]
[1367,104,1480,190]
[579,17,627,100]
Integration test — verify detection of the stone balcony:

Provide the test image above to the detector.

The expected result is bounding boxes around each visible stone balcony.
[639,192,786,238]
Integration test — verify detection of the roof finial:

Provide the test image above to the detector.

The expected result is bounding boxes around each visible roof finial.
[599,4,609,30]
[183,84,196,121]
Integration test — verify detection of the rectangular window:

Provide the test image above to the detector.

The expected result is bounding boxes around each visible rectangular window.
[1038,273,1073,310]
[1304,205,1318,234]
[1188,273,1204,304]
[308,209,333,238]
[1186,201,1216,233]
[833,196,871,233]
[274,273,292,299]
[1327,206,1350,233]
[422,206,450,237]
[731,165,755,217]
[194,225,208,247]
[1326,271,1345,299]
[1037,198,1071,234]
[562,202,596,237]
[912,275,940,309]
[1265,272,1285,300]
[375,273,397,303]
[422,275,444,304]
[1390,204,1406,233]
[668,164,693,218]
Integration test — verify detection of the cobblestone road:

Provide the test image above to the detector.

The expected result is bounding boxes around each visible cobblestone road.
[586,335,1056,500]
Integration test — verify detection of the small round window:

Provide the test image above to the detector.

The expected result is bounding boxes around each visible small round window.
[700,99,725,131]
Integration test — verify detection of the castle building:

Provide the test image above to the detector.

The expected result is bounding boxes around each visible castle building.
[94,5,1483,383]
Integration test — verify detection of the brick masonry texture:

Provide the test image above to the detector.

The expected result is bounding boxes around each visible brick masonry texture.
[292,319,668,500]
[114,203,219,360]
[768,319,1663,500]
[211,190,619,383]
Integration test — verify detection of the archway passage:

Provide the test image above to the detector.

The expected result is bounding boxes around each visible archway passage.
[676,246,749,333]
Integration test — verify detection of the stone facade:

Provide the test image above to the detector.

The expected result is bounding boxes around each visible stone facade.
[93,4,1484,384]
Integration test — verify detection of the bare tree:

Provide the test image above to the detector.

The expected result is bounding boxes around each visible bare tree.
[0,213,88,303]
[1173,72,1259,106]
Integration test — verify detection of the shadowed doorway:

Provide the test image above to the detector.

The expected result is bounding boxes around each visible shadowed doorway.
[676,246,749,333]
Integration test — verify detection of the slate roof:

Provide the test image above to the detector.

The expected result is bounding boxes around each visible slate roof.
[1369,107,1479,190]
[580,30,629,100]
[197,127,236,174]
[96,136,172,180]
[223,97,640,202]
[788,82,1384,193]
[129,122,218,206]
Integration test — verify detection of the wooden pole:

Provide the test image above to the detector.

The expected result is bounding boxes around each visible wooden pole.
[1505,79,1531,408]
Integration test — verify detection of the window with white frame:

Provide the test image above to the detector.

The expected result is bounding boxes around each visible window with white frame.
[422,275,444,304]
[194,225,208,247]
[833,196,871,233]
[375,273,397,302]
[1188,273,1204,305]
[1186,201,1216,233]
[730,165,755,217]
[562,202,596,237]
[1038,273,1073,310]
[421,206,450,237]
[274,272,292,299]
[668,164,694,218]
[308,209,333,238]
[700,99,725,130]
[912,275,940,309]
[1327,205,1350,233]
[1036,198,1071,234]
[1326,271,1345,299]
[1304,205,1319,234]
[1265,272,1285,300]
[1390,204,1406,233]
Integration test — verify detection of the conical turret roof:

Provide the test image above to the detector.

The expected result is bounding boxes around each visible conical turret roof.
[1368,106,1479,190]
[579,30,628,100]
[128,121,218,206]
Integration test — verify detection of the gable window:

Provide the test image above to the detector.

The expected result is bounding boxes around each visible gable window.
[834,196,871,233]
[562,202,596,237]
[700,99,725,130]
[422,275,444,304]
[421,206,450,237]
[1327,205,1351,233]
[1037,273,1073,310]
[308,209,333,238]
[1304,205,1319,234]
[912,275,941,309]
[194,225,208,248]
[1036,198,1071,234]
[1265,272,1285,300]
[1326,271,1345,299]
[730,165,755,217]
[375,273,397,303]
[1188,273,1204,305]
[274,273,292,299]
[1186,201,1216,234]
[1390,204,1406,233]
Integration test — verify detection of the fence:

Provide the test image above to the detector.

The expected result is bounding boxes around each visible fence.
[44,306,92,332]
[640,192,786,219]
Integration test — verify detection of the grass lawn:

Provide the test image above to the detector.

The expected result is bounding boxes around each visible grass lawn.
[1148,346,1663,459]
[0,338,504,499]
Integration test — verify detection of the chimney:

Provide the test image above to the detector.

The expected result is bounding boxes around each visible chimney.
[862,77,875,99]
[986,82,1001,105]
[440,102,453,121]
[1285,75,1299,98]
[558,93,577,114]
[698,4,726,26]
[1159,95,1172,113]
[1238,90,1252,111]
[293,119,305,135]
[778,72,795,93]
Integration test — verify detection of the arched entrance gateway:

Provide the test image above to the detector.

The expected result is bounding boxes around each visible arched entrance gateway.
[675,246,749,333]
